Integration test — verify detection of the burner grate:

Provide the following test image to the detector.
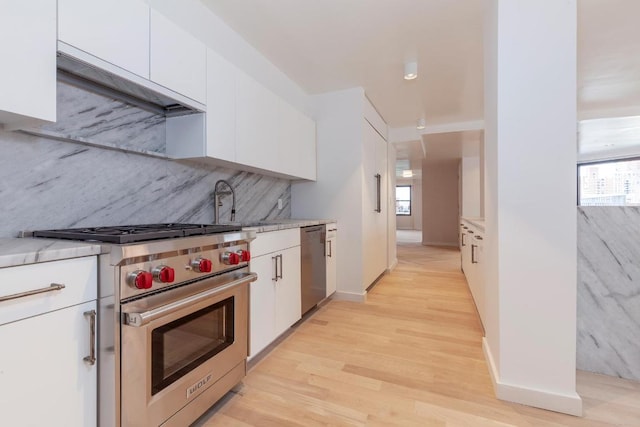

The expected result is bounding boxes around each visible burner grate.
[33,223,242,244]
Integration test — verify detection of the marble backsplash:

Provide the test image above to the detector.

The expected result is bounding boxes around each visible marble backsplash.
[0,82,290,238]
[577,206,640,381]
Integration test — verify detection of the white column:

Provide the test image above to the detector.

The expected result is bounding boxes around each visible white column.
[483,0,581,415]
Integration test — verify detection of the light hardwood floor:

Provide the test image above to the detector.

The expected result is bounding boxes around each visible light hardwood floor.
[194,243,640,426]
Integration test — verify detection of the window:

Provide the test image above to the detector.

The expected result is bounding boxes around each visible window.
[578,158,640,206]
[396,185,411,215]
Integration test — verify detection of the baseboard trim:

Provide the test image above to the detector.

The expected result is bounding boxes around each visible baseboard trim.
[334,290,367,303]
[387,258,398,272]
[482,338,583,416]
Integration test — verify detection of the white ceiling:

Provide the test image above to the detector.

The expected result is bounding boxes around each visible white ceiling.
[201,0,484,129]
[201,0,640,164]
[578,116,640,163]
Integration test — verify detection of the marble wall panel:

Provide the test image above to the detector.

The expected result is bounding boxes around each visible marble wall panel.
[0,82,291,237]
[577,206,640,381]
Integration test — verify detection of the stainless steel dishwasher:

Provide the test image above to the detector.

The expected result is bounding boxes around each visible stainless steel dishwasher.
[300,225,327,315]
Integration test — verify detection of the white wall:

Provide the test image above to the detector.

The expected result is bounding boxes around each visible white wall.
[291,88,365,298]
[483,0,581,415]
[461,156,481,218]
[421,159,459,246]
[149,0,312,115]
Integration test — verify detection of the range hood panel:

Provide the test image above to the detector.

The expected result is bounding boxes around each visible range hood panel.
[57,53,203,117]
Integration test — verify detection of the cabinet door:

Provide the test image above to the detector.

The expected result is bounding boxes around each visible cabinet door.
[362,120,388,288]
[0,301,97,427]
[150,10,206,104]
[206,49,236,162]
[248,255,276,359]
[471,235,485,327]
[58,0,149,78]
[235,70,279,172]
[460,226,471,274]
[278,100,317,180]
[275,246,302,337]
[326,236,337,297]
[0,0,56,124]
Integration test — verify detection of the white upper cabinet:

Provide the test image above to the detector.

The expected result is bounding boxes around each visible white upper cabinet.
[235,69,279,171]
[58,0,150,78]
[0,0,56,125]
[205,49,236,163]
[150,10,207,104]
[278,99,317,181]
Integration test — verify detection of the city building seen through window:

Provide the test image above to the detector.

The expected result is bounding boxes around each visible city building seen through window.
[396,185,411,215]
[578,158,640,206]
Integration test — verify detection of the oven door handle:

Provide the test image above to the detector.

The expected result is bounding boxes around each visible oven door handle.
[124,272,257,327]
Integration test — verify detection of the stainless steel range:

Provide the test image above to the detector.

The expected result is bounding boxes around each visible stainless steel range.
[33,224,256,427]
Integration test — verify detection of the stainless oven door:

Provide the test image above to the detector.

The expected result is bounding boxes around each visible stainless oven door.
[120,271,255,427]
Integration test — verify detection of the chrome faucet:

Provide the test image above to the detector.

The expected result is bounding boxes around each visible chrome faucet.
[213,179,236,224]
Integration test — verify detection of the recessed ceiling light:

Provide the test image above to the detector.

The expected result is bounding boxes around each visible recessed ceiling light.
[417,118,426,130]
[404,61,418,80]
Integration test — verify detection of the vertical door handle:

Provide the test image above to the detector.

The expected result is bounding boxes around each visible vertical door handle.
[461,233,466,246]
[83,310,97,365]
[272,255,278,281]
[471,245,478,264]
[328,240,332,258]
[374,173,382,213]
[277,254,283,280]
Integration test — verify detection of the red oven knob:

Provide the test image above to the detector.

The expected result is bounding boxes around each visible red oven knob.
[222,252,240,265]
[153,265,175,283]
[128,270,153,289]
[191,257,212,273]
[237,250,251,262]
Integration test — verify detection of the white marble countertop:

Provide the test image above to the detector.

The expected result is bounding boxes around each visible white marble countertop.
[241,219,336,233]
[0,219,336,267]
[0,238,103,269]
[461,217,485,232]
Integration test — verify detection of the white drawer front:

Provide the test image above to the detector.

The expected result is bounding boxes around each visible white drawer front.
[0,257,97,326]
[250,228,300,258]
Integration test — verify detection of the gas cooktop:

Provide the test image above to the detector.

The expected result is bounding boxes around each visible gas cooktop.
[32,223,242,244]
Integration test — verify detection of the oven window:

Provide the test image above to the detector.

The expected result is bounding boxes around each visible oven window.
[151,296,234,395]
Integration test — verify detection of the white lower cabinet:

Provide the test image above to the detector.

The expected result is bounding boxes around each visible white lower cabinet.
[274,246,302,336]
[0,301,97,427]
[248,254,277,358]
[326,223,337,297]
[249,229,301,359]
[460,220,485,329]
[0,256,98,427]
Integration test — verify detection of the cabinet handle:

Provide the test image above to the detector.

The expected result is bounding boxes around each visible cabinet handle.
[0,283,65,303]
[471,245,478,264]
[328,241,332,258]
[272,255,278,281]
[272,254,283,281]
[475,235,483,241]
[83,310,97,366]
[461,233,466,247]
[374,173,381,213]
